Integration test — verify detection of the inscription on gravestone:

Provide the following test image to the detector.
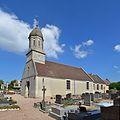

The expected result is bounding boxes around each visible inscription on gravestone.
[55,95,62,104]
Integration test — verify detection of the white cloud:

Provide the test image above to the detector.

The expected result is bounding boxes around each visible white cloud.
[114,44,120,52]
[0,9,64,58]
[83,39,94,46]
[71,39,94,59]
[71,44,88,59]
[41,24,65,58]
[0,9,31,53]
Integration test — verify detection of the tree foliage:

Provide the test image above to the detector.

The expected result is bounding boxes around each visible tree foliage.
[0,80,4,84]
[109,82,120,90]
[8,80,17,90]
[0,80,4,90]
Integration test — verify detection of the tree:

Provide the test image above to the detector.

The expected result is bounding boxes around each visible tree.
[8,80,17,90]
[0,80,4,84]
[0,80,4,90]
[109,81,120,90]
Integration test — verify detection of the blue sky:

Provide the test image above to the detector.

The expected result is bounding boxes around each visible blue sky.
[0,0,120,82]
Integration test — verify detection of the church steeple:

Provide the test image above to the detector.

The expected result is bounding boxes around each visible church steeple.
[26,18,45,64]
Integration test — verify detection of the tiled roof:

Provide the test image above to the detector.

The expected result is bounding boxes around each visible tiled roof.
[104,79,111,85]
[35,61,93,81]
[29,26,43,38]
[88,74,105,84]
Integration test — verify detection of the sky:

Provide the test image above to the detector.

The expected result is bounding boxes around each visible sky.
[0,0,120,83]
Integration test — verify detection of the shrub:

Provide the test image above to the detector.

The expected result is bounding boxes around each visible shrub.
[0,105,20,109]
[63,100,75,107]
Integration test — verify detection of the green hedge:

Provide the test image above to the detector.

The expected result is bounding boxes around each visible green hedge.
[0,105,20,109]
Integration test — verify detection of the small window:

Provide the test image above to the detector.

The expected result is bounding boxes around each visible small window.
[93,84,95,90]
[86,82,89,90]
[38,41,40,46]
[66,80,70,90]
[29,40,31,48]
[97,84,99,90]
[42,42,43,50]
[33,40,36,46]
[101,85,103,90]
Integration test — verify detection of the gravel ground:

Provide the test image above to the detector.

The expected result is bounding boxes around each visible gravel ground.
[0,94,55,120]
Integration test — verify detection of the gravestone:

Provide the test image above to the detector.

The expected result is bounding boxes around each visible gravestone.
[90,93,94,101]
[49,105,79,120]
[0,93,4,100]
[49,106,65,120]
[55,95,62,104]
[114,96,120,106]
[84,93,91,106]
[81,93,85,100]
[66,93,71,99]
[111,93,118,100]
[102,93,110,99]
[94,92,102,101]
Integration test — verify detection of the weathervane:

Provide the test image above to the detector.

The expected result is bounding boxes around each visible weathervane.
[34,16,39,27]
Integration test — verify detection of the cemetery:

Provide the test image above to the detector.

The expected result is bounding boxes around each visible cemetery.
[33,91,120,120]
[0,93,20,111]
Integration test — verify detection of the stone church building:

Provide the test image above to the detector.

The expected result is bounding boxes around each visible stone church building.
[21,24,109,98]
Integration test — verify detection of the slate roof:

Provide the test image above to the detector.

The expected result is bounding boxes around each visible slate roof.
[104,79,111,85]
[88,74,105,84]
[29,26,43,38]
[35,61,93,81]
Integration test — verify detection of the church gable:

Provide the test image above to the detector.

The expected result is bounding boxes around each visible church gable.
[35,60,93,81]
[22,60,37,79]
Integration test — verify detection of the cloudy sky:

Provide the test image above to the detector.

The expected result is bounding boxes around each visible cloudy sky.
[0,0,120,82]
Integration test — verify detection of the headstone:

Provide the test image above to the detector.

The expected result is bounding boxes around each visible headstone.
[114,96,120,106]
[81,93,85,99]
[55,95,62,104]
[111,93,118,100]
[0,93,4,100]
[102,93,110,99]
[90,93,94,101]
[94,92,102,101]
[66,93,71,99]
[49,106,65,120]
[84,93,91,106]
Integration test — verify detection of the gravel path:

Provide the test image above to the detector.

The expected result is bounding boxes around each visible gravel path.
[0,94,55,120]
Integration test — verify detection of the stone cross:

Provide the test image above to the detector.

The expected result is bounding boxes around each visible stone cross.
[42,78,46,108]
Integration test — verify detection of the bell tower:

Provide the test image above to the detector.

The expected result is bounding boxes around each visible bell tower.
[26,19,45,64]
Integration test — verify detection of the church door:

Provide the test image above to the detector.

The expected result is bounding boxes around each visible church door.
[25,81,30,97]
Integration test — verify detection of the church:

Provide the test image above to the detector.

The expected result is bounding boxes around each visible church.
[21,23,109,98]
